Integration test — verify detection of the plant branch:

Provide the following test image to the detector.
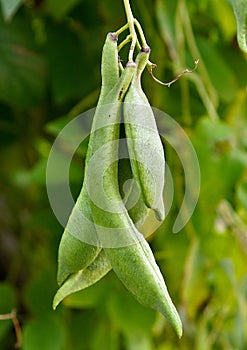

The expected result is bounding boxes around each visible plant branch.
[0,309,22,348]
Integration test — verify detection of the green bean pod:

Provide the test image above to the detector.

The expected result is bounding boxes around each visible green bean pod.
[55,136,148,306]
[54,152,148,308]
[104,235,182,338]
[123,47,165,221]
[56,32,119,286]
[54,154,147,308]
[55,55,135,306]
[87,61,182,337]
[87,62,141,249]
[55,36,182,336]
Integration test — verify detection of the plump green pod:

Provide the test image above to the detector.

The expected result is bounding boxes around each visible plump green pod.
[56,63,136,305]
[93,145,182,335]
[55,152,148,307]
[124,47,165,221]
[56,32,119,286]
[87,63,147,249]
[104,236,182,338]
[88,59,182,337]
[56,135,148,303]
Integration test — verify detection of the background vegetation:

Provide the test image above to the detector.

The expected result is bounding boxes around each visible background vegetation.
[0,0,246,349]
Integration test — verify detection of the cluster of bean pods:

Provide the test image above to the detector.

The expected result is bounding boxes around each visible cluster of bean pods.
[53,32,182,338]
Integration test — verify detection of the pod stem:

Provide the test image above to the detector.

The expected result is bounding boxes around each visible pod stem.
[134,18,148,48]
[123,0,136,61]
[115,23,129,36]
[118,0,198,88]
[118,34,132,52]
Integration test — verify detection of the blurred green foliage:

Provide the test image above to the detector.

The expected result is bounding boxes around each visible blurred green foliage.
[0,0,246,349]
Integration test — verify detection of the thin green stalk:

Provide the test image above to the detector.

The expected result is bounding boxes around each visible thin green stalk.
[118,34,132,52]
[123,0,137,61]
[175,1,191,124]
[180,237,199,309]
[179,0,219,111]
[188,74,220,120]
[116,23,129,36]
[134,18,148,48]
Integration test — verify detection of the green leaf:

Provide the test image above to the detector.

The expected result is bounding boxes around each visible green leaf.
[197,38,237,102]
[91,318,120,350]
[192,117,245,234]
[0,16,46,106]
[208,0,236,42]
[236,181,247,209]
[0,282,16,314]
[22,315,65,350]
[107,288,155,343]
[67,312,97,350]
[0,0,23,21]
[24,269,57,315]
[45,22,87,104]
[44,0,82,19]
[155,0,178,51]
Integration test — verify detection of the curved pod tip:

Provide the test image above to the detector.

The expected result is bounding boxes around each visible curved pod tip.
[162,305,182,338]
[52,296,59,310]
[175,320,183,339]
